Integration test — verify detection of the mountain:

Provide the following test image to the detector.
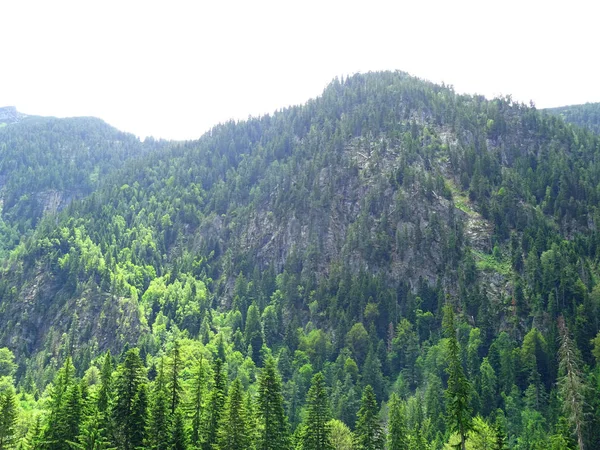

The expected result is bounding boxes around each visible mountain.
[0,115,162,256]
[0,106,27,125]
[545,102,600,134]
[1,71,600,448]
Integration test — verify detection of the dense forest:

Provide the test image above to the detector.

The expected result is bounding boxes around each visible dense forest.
[546,102,600,134]
[1,71,600,449]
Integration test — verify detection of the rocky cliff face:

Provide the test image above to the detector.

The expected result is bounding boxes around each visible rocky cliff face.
[0,106,26,125]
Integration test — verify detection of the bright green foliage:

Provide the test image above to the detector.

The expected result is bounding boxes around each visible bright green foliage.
[354,385,384,450]
[327,420,353,450]
[465,416,497,450]
[257,355,290,450]
[301,373,333,450]
[217,378,251,450]
[387,393,408,450]
[0,349,16,378]
[443,305,471,450]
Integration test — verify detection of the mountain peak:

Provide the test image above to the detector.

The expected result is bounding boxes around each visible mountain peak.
[0,106,27,125]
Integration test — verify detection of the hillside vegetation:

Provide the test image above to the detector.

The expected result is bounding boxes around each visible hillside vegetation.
[0,72,600,449]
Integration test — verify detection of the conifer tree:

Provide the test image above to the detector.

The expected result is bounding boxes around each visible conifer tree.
[257,355,290,450]
[62,383,84,445]
[169,341,183,414]
[558,316,587,450]
[68,408,112,450]
[0,388,17,450]
[147,358,171,450]
[97,351,113,415]
[443,305,471,450]
[203,358,226,450]
[190,357,206,449]
[245,304,264,364]
[387,393,408,450]
[171,408,187,450]
[131,384,149,450]
[23,414,44,450]
[96,351,114,445]
[217,378,250,450]
[354,385,384,450]
[44,357,77,449]
[113,349,148,450]
[301,372,333,450]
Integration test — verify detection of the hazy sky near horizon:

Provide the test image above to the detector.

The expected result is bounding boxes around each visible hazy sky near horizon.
[1,0,599,140]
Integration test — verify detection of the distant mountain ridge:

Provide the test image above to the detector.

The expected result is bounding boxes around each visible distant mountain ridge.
[545,102,600,134]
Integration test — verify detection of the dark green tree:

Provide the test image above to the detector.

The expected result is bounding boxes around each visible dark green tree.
[170,408,187,450]
[443,305,472,450]
[0,388,17,450]
[217,378,250,450]
[113,349,148,450]
[190,357,206,448]
[387,393,408,450]
[257,355,290,450]
[203,358,226,450]
[169,340,183,414]
[97,351,113,415]
[245,304,264,364]
[147,358,171,450]
[558,316,587,450]
[354,385,383,450]
[301,372,333,450]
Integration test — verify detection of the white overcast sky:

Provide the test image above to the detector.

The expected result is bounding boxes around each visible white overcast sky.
[1,0,599,140]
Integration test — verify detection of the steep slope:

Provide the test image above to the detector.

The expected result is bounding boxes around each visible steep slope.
[0,115,158,256]
[1,71,600,400]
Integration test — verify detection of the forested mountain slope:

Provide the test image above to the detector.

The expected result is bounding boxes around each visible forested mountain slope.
[1,71,600,449]
[545,102,600,134]
[0,114,157,256]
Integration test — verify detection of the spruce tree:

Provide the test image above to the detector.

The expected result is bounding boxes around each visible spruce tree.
[387,393,408,450]
[443,305,471,450]
[96,351,114,445]
[203,358,226,450]
[354,385,384,450]
[0,388,17,450]
[147,358,171,450]
[257,355,290,450]
[97,351,113,415]
[113,348,148,450]
[44,357,77,449]
[244,304,264,365]
[171,408,187,450]
[301,372,333,450]
[558,316,587,450]
[190,357,206,448]
[217,378,250,450]
[169,340,183,415]
[68,408,112,450]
